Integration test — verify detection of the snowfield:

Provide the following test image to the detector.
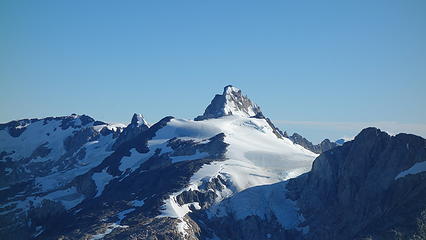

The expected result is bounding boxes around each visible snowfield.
[156,115,317,235]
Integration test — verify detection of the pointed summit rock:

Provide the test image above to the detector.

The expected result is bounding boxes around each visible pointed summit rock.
[195,85,262,121]
[112,113,149,150]
[130,113,149,128]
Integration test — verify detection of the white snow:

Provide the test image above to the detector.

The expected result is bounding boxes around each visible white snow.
[89,223,128,240]
[0,119,76,163]
[132,113,150,127]
[176,218,191,237]
[118,148,152,172]
[35,133,115,192]
[208,182,307,232]
[0,117,125,223]
[0,117,119,193]
[395,160,426,179]
[4,186,85,214]
[157,116,317,226]
[160,116,315,192]
[92,169,115,197]
[132,199,145,207]
[92,123,126,133]
[117,208,135,222]
[43,186,85,210]
[159,195,201,218]
[222,86,259,117]
[89,208,134,240]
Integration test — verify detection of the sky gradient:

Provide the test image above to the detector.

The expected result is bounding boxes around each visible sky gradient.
[1,0,425,143]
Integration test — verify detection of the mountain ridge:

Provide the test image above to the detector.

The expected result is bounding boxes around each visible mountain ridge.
[1,86,424,240]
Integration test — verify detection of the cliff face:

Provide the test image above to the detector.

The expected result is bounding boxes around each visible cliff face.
[287,127,426,239]
[197,127,426,240]
[195,85,262,121]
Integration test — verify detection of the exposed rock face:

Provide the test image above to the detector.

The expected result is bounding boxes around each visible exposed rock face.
[0,111,232,240]
[32,117,229,240]
[287,127,426,239]
[0,114,124,240]
[2,87,423,240]
[288,132,338,154]
[252,112,286,139]
[196,128,426,240]
[112,113,149,150]
[194,86,286,141]
[195,85,262,121]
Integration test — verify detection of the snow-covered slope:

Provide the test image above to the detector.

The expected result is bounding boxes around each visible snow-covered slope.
[0,86,420,240]
[0,86,318,240]
[158,116,315,191]
[153,87,317,237]
[0,115,125,219]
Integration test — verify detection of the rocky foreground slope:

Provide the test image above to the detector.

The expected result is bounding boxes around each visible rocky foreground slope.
[1,86,424,240]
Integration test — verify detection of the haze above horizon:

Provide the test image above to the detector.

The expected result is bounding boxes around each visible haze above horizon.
[1,0,425,143]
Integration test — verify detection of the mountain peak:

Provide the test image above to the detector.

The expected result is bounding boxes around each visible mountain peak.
[130,113,149,127]
[223,85,240,94]
[195,85,262,121]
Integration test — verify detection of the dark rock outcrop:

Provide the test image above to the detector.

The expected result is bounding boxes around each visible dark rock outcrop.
[288,132,338,154]
[287,127,426,240]
[112,113,149,150]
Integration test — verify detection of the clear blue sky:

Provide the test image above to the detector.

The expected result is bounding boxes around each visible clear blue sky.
[1,0,425,143]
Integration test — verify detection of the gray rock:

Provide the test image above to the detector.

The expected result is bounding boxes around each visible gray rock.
[287,127,426,240]
[195,85,262,121]
[112,113,149,150]
[288,132,338,154]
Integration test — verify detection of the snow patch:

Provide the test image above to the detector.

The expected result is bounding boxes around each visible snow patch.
[119,148,152,172]
[89,208,134,240]
[89,223,128,240]
[132,199,145,207]
[208,182,308,233]
[396,161,426,179]
[93,169,115,197]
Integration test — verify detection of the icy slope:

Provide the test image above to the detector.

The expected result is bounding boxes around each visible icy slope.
[207,181,308,233]
[158,115,317,222]
[0,86,319,239]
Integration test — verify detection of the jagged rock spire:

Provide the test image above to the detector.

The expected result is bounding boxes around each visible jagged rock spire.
[112,113,149,150]
[195,85,262,121]
[130,113,149,127]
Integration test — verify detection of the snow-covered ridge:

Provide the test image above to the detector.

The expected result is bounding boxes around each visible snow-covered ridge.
[1,86,316,239]
[156,115,317,236]
[0,114,125,217]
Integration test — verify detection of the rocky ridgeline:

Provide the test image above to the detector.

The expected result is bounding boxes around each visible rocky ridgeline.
[1,86,425,240]
[199,128,426,240]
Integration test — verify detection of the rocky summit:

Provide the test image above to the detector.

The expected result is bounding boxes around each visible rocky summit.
[194,85,262,121]
[1,86,425,240]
